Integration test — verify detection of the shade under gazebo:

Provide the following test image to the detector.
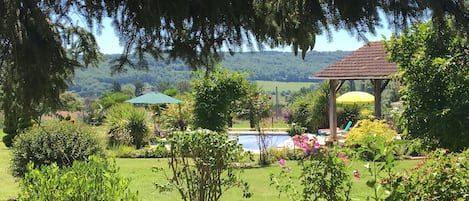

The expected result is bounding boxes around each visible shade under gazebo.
[126,92,181,104]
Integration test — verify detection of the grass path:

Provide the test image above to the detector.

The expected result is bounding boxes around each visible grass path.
[0,140,19,200]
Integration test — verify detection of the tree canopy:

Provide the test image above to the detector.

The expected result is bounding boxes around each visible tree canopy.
[2,1,468,71]
[386,20,469,151]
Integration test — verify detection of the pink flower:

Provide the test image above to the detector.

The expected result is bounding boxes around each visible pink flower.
[338,153,350,165]
[338,153,347,159]
[312,140,320,149]
[278,159,286,167]
[353,170,361,179]
[292,135,310,150]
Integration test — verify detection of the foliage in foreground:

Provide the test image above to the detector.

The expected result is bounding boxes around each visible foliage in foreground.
[271,135,352,201]
[156,130,251,201]
[11,122,104,177]
[18,156,138,201]
[386,20,469,151]
[386,149,469,200]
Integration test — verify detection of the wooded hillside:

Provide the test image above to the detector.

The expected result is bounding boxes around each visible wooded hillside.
[69,51,351,97]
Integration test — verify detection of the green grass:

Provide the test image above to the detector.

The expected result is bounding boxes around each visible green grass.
[118,158,420,201]
[231,119,288,129]
[254,81,319,105]
[255,81,317,93]
[0,134,19,200]
[0,129,420,201]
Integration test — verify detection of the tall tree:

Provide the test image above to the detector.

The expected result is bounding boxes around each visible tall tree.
[133,80,144,96]
[0,1,101,146]
[192,67,249,132]
[237,83,271,129]
[386,20,469,151]
[112,81,122,92]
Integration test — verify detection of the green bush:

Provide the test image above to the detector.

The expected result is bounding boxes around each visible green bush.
[336,104,362,127]
[386,149,469,200]
[156,130,251,201]
[160,97,193,131]
[288,81,329,133]
[345,119,397,146]
[271,148,352,201]
[108,145,136,158]
[11,122,104,177]
[269,148,304,161]
[130,146,171,158]
[286,123,305,137]
[106,103,150,149]
[18,156,138,201]
[110,145,171,158]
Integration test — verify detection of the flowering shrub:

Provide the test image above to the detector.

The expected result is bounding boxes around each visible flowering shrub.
[345,119,397,146]
[345,119,398,161]
[271,137,353,201]
[291,134,320,156]
[385,149,469,200]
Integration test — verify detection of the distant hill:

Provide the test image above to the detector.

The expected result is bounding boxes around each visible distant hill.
[69,51,351,97]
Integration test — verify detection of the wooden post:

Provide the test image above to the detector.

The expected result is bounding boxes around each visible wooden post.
[329,80,337,143]
[373,79,382,119]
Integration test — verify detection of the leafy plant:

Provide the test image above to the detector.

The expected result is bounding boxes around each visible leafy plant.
[156,129,251,201]
[288,81,329,133]
[356,135,398,200]
[191,67,249,132]
[11,122,104,177]
[286,123,305,137]
[160,96,193,131]
[18,156,138,201]
[337,104,362,128]
[385,149,469,200]
[236,83,272,129]
[106,103,149,149]
[345,119,397,147]
[271,148,353,201]
[386,20,469,151]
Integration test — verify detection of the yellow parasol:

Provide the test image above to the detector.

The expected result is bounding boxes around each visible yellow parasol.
[336,91,374,104]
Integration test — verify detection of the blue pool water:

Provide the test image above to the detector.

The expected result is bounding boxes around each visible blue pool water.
[229,132,291,151]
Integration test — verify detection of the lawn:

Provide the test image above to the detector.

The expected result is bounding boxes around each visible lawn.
[0,134,19,201]
[0,130,420,201]
[117,158,419,201]
[255,81,317,94]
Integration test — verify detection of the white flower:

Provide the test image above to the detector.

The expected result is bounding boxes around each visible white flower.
[364,163,370,169]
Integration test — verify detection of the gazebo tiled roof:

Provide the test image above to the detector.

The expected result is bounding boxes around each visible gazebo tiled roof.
[312,41,398,80]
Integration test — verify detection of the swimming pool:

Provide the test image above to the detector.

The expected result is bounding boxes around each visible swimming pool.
[229,132,291,151]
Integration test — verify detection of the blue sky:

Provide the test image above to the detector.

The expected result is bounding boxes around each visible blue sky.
[94,18,394,54]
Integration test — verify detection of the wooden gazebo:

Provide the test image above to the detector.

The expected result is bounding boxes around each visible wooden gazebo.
[311,41,398,141]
